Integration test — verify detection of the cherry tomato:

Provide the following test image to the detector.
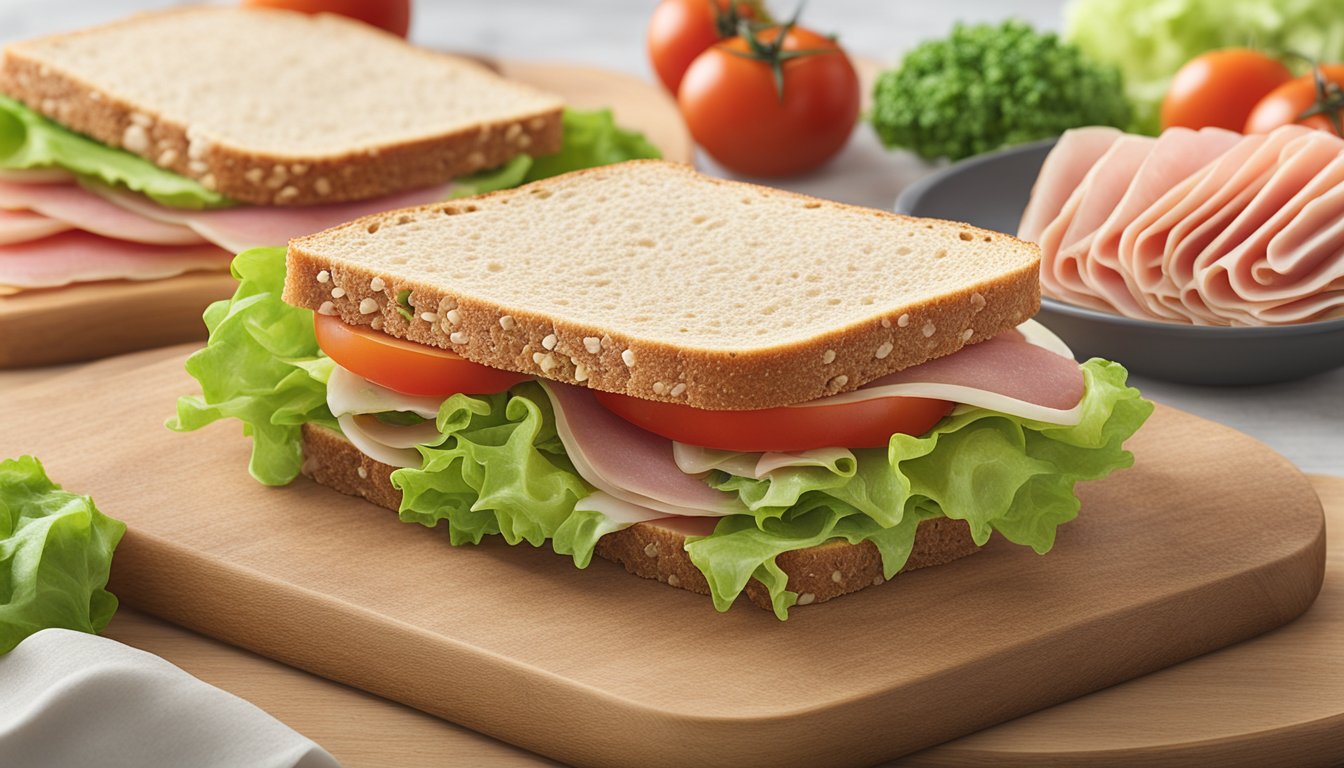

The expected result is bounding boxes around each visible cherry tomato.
[314,314,529,397]
[1161,49,1292,131]
[242,0,411,38]
[1245,65,1344,135]
[593,390,952,453]
[647,0,759,94]
[678,26,859,177]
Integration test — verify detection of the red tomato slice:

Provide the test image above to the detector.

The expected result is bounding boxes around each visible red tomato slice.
[314,314,529,397]
[592,390,954,452]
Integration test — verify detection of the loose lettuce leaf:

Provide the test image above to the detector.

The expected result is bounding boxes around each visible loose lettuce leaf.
[0,95,231,209]
[451,108,661,198]
[391,383,596,561]
[168,247,335,485]
[523,108,661,180]
[0,456,125,654]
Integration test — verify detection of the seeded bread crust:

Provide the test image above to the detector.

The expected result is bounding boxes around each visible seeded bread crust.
[299,423,981,612]
[0,8,563,206]
[285,161,1041,411]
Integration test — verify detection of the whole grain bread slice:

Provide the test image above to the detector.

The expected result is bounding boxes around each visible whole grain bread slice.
[286,160,1041,410]
[299,423,980,612]
[0,7,563,206]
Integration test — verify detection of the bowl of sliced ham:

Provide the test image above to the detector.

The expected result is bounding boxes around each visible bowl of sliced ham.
[896,132,1344,385]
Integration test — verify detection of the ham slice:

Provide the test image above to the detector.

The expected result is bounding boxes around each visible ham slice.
[1082,127,1240,316]
[88,182,454,252]
[0,209,70,244]
[1037,135,1156,311]
[815,330,1085,423]
[1023,123,1344,325]
[0,231,229,288]
[541,381,743,517]
[0,180,205,245]
[1019,127,1123,243]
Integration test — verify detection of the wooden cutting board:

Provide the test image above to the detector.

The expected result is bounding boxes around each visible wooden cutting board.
[98,471,1344,768]
[0,60,692,368]
[0,347,1324,767]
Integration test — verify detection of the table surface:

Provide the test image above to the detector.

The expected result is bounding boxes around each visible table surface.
[5,0,1339,473]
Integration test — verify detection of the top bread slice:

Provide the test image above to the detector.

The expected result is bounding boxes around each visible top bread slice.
[286,160,1041,410]
[0,7,563,206]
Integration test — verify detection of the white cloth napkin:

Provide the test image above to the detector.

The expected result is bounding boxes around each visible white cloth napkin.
[0,629,340,768]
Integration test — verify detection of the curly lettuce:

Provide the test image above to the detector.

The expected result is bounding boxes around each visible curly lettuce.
[168,247,334,486]
[701,360,1151,617]
[0,95,231,208]
[1,456,125,654]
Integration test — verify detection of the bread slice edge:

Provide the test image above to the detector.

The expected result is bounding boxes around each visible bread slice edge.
[299,423,981,613]
[285,161,1042,410]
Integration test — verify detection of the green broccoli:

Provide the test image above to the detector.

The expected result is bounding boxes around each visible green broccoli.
[870,21,1132,161]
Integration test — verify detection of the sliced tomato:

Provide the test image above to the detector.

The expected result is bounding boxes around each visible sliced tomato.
[314,314,529,397]
[593,390,953,452]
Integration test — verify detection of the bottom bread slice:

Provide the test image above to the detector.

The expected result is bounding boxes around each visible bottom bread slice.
[300,424,981,612]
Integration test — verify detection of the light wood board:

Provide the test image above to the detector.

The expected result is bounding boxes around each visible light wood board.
[0,347,1324,767]
[0,60,693,369]
[94,473,1344,768]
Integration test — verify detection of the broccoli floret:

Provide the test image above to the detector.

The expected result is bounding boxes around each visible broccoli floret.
[871,21,1132,161]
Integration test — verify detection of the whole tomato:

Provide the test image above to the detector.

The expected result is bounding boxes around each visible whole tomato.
[678,26,859,177]
[242,0,411,37]
[647,0,761,94]
[1161,49,1292,131]
[1245,65,1344,135]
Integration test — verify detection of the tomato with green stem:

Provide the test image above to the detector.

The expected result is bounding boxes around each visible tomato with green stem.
[647,0,766,94]
[678,22,859,177]
[1245,64,1344,136]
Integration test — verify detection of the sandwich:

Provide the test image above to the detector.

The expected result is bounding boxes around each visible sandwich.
[172,160,1152,619]
[0,6,656,366]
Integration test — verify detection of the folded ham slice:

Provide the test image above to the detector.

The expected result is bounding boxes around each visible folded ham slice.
[87,182,453,253]
[1023,124,1344,325]
[0,209,70,244]
[0,175,453,293]
[0,180,205,245]
[0,231,229,288]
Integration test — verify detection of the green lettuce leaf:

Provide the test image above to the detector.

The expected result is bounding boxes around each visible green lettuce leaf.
[391,383,595,559]
[451,108,661,198]
[168,247,335,486]
[0,95,231,209]
[1,456,125,654]
[702,359,1151,617]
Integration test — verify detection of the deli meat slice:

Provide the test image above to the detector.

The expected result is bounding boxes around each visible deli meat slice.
[91,183,454,252]
[0,209,70,244]
[1083,127,1240,316]
[0,180,205,245]
[541,382,744,517]
[817,331,1086,424]
[1024,123,1343,325]
[1037,135,1155,311]
[0,231,229,288]
[1019,127,1122,243]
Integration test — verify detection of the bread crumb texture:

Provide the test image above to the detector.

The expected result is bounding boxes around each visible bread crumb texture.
[287,160,1041,409]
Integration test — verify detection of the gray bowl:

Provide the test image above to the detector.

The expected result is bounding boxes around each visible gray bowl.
[894,139,1344,385]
